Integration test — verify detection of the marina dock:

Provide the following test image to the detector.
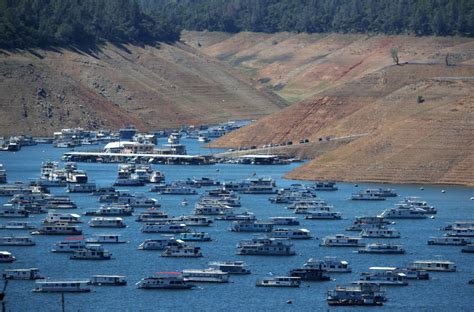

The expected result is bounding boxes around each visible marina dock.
[62,151,215,165]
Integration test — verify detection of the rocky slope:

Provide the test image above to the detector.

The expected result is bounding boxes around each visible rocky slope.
[184,32,474,186]
[0,42,287,136]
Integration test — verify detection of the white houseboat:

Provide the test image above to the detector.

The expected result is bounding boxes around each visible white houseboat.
[70,245,112,260]
[327,284,385,306]
[90,275,126,286]
[3,268,42,280]
[231,221,273,232]
[358,243,405,254]
[208,261,251,275]
[380,206,427,219]
[182,269,229,283]
[161,245,203,258]
[136,273,193,289]
[269,228,312,239]
[33,280,91,293]
[409,260,456,272]
[355,267,408,286]
[179,232,211,242]
[304,211,342,220]
[256,276,300,287]
[89,217,126,228]
[138,237,186,250]
[86,234,126,244]
[51,238,86,253]
[44,212,81,224]
[135,210,169,222]
[0,236,35,246]
[304,257,351,273]
[320,234,365,247]
[427,236,470,245]
[0,251,15,263]
[269,217,300,226]
[351,189,386,201]
[360,227,401,238]
[32,223,82,235]
[85,205,133,216]
[236,238,295,256]
[0,221,36,230]
[141,222,189,233]
[173,216,213,227]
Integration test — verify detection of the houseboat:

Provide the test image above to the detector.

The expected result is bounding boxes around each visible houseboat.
[351,189,386,201]
[208,261,251,275]
[0,205,29,218]
[85,205,133,216]
[138,237,186,250]
[360,227,401,238]
[304,211,342,220]
[0,251,15,263]
[461,244,474,253]
[320,234,365,247]
[309,181,338,191]
[0,236,35,246]
[327,284,385,306]
[89,217,126,228]
[161,245,203,258]
[32,223,82,235]
[214,211,256,222]
[182,269,229,283]
[356,267,408,286]
[358,243,406,254]
[179,232,211,242]
[44,212,81,224]
[141,222,189,234]
[66,183,97,193]
[380,206,427,219]
[51,238,86,253]
[409,260,456,272]
[136,273,194,289]
[92,187,116,196]
[427,237,470,245]
[3,268,42,280]
[90,275,126,286]
[0,221,36,230]
[194,204,233,216]
[231,221,273,232]
[135,210,169,222]
[236,238,295,256]
[269,228,312,239]
[395,267,430,280]
[346,216,392,231]
[400,197,436,214]
[256,276,300,287]
[70,244,112,260]
[173,216,213,227]
[33,280,91,293]
[156,186,198,196]
[289,268,330,281]
[446,227,474,237]
[85,234,126,244]
[304,257,352,273]
[269,217,300,226]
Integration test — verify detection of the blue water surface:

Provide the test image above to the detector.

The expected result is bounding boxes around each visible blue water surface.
[0,141,473,312]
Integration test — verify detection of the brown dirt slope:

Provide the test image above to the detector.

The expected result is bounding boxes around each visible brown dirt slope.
[186,31,474,186]
[0,42,287,136]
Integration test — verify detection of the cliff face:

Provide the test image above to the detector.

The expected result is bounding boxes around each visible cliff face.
[184,31,474,186]
[0,42,287,136]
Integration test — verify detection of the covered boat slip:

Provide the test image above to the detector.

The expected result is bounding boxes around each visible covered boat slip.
[62,151,214,165]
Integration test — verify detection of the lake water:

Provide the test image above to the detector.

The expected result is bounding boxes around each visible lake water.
[0,141,473,311]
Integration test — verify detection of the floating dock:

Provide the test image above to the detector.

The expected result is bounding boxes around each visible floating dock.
[62,151,215,165]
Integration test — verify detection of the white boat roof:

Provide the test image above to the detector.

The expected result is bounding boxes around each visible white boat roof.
[369,266,398,270]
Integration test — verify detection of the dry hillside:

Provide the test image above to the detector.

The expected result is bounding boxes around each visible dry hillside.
[184,32,474,186]
[0,42,287,136]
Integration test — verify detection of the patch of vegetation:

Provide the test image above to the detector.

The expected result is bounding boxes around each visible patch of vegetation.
[141,0,474,37]
[0,0,180,49]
